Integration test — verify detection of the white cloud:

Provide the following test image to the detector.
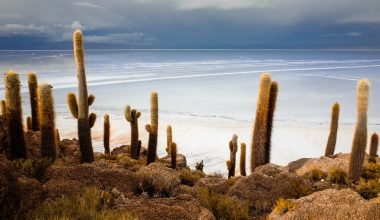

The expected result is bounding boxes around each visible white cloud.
[0,24,47,36]
[72,2,104,9]
[85,33,155,45]
[322,32,363,37]
[344,32,362,37]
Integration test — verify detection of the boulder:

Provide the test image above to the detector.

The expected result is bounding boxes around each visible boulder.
[195,176,240,194]
[269,188,380,220]
[161,154,187,169]
[286,156,348,176]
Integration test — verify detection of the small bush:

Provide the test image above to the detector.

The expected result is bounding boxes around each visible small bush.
[13,158,51,181]
[180,169,205,186]
[328,168,349,185]
[355,178,380,199]
[289,179,313,198]
[196,187,250,220]
[274,198,297,215]
[28,187,136,220]
[303,168,327,181]
[362,163,380,180]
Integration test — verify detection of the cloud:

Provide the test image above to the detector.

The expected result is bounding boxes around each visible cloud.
[0,24,47,36]
[344,32,362,37]
[322,32,362,37]
[72,2,104,9]
[85,33,155,45]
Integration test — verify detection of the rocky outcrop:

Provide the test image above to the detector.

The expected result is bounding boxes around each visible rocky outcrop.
[269,188,380,220]
[195,176,240,194]
[287,156,349,176]
[227,163,313,216]
[161,154,187,169]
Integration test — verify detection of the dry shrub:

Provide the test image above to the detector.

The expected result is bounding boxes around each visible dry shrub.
[289,179,313,198]
[180,169,205,186]
[362,163,380,180]
[355,178,380,199]
[13,158,50,181]
[328,168,349,185]
[274,198,297,215]
[303,168,327,181]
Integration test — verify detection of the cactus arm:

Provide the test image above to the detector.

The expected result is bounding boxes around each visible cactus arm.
[89,113,97,128]
[88,94,95,106]
[67,93,79,119]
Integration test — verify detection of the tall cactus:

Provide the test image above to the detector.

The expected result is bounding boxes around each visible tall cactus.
[251,73,272,172]
[325,103,340,157]
[146,92,158,165]
[265,81,278,163]
[240,143,246,176]
[28,72,39,131]
[66,30,96,163]
[171,142,177,169]
[227,134,238,178]
[125,105,141,159]
[1,100,6,116]
[26,116,32,130]
[369,133,378,163]
[166,125,173,154]
[5,70,27,159]
[104,114,110,155]
[348,79,370,182]
[38,84,57,161]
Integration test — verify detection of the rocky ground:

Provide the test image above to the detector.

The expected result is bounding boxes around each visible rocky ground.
[1,124,380,219]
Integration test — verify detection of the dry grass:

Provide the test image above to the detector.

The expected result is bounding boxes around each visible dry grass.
[12,158,50,181]
[362,162,380,180]
[27,187,136,220]
[303,168,327,181]
[274,198,297,215]
[179,168,205,186]
[289,179,313,198]
[355,178,380,199]
[196,187,250,220]
[327,168,349,185]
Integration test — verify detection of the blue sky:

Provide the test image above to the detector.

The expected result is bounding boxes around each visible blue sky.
[0,0,379,49]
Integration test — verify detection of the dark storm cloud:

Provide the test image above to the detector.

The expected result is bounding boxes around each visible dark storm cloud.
[0,0,379,49]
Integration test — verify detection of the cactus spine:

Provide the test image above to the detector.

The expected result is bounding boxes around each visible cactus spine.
[28,72,39,131]
[227,134,238,178]
[5,70,27,159]
[251,73,272,172]
[265,81,278,164]
[369,133,378,163]
[325,103,340,157]
[38,84,57,161]
[240,143,246,176]
[26,116,32,130]
[348,79,370,182]
[125,105,141,159]
[166,125,173,154]
[170,142,177,169]
[67,30,95,163]
[146,92,158,165]
[1,100,6,116]
[103,114,110,155]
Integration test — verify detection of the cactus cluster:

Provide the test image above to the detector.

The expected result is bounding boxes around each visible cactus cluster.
[251,73,278,172]
[125,105,141,159]
[146,92,158,165]
[67,30,96,163]
[227,134,238,178]
[325,103,340,157]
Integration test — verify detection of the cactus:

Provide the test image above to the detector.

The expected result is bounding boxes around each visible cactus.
[26,116,32,130]
[66,30,96,163]
[348,79,370,182]
[146,92,158,165]
[125,105,141,159]
[170,142,177,169]
[325,103,340,157]
[369,133,378,163]
[195,160,204,171]
[240,143,246,176]
[227,134,238,178]
[251,73,272,172]
[1,100,6,116]
[137,140,142,158]
[38,84,57,161]
[55,129,60,143]
[265,81,278,163]
[28,72,39,131]
[5,70,27,159]
[166,125,173,154]
[103,114,110,155]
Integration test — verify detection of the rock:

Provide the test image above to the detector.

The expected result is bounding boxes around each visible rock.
[114,193,215,220]
[269,188,380,220]
[161,154,187,169]
[227,163,313,216]
[286,156,348,176]
[111,145,147,157]
[137,162,181,197]
[56,138,81,165]
[195,176,240,194]
[0,154,20,219]
[18,177,45,214]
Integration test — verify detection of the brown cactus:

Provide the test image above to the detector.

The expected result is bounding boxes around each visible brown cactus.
[170,142,177,169]
[227,134,238,178]
[1,100,6,116]
[240,143,246,176]
[103,114,110,155]
[28,72,39,131]
[265,81,278,163]
[325,103,340,157]
[146,92,158,165]
[369,133,378,163]
[166,125,173,154]
[125,105,141,159]
[26,116,32,130]
[348,79,370,182]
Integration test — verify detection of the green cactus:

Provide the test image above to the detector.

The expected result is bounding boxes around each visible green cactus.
[38,84,57,161]
[348,79,370,182]
[227,134,238,178]
[1,100,6,116]
[26,116,32,130]
[125,105,141,159]
[240,143,246,176]
[325,103,340,157]
[166,125,173,154]
[103,114,110,155]
[5,70,27,159]
[265,81,278,164]
[170,142,177,169]
[66,30,95,163]
[251,73,272,172]
[369,133,378,163]
[146,92,158,165]
[28,72,39,131]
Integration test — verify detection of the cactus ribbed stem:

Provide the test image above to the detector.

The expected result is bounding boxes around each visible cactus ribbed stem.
[166,125,173,154]
[146,92,158,165]
[240,143,246,176]
[28,72,39,131]
[104,114,110,155]
[348,79,370,182]
[227,134,238,178]
[265,81,278,164]
[26,116,32,130]
[369,133,378,163]
[171,142,177,169]
[5,70,27,159]
[38,84,57,161]
[125,105,141,159]
[1,100,6,116]
[325,103,340,157]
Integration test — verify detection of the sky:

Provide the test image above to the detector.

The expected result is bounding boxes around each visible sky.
[0,0,379,49]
